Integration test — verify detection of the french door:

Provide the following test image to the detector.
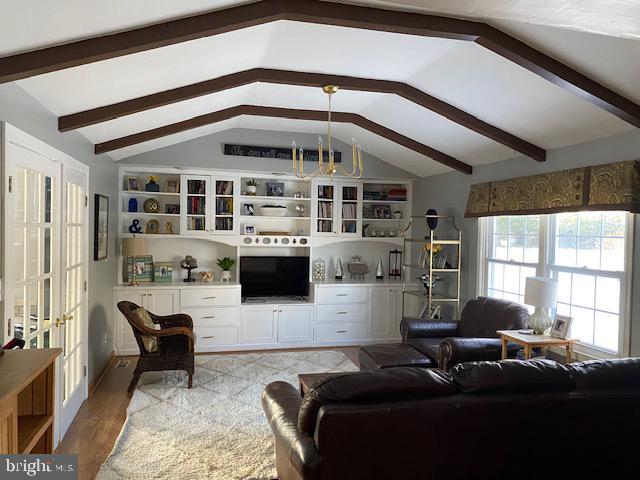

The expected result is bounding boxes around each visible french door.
[59,167,88,437]
[3,123,89,446]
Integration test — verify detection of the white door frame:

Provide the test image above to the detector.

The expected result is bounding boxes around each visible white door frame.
[2,122,89,448]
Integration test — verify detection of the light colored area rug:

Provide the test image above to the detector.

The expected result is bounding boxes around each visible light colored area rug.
[97,350,358,480]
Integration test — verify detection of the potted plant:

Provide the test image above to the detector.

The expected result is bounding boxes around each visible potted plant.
[246,179,258,196]
[216,257,235,283]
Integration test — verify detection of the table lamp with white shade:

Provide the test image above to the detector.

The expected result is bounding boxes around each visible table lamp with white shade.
[122,237,147,286]
[524,276,558,334]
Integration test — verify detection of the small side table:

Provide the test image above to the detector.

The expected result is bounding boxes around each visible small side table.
[497,330,577,363]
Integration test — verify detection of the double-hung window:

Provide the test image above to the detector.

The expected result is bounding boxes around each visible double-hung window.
[480,211,632,356]
[485,215,540,308]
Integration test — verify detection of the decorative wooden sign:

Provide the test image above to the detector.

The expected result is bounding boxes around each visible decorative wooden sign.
[224,144,342,163]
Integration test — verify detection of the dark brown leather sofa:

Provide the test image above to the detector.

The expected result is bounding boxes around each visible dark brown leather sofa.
[400,296,529,370]
[262,358,640,480]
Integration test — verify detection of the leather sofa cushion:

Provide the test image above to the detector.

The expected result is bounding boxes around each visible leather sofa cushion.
[451,359,575,394]
[407,338,443,361]
[458,297,529,338]
[570,358,640,390]
[297,367,456,435]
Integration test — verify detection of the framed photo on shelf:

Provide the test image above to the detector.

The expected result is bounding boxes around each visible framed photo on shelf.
[550,315,573,339]
[166,180,179,193]
[243,224,255,235]
[126,177,140,191]
[145,219,160,234]
[266,182,284,197]
[93,194,109,261]
[243,203,255,216]
[165,204,180,214]
[154,262,173,283]
[127,255,154,282]
[372,204,391,219]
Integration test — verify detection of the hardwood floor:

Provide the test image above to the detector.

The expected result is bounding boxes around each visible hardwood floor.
[55,347,360,480]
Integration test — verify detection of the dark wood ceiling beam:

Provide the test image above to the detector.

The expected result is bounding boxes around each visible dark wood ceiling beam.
[475,28,640,127]
[94,104,473,174]
[2,0,639,128]
[59,68,546,162]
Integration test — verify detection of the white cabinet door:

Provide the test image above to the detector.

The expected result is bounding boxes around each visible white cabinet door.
[146,290,178,316]
[240,306,277,344]
[278,305,314,342]
[370,287,404,339]
[115,290,146,353]
[370,287,390,337]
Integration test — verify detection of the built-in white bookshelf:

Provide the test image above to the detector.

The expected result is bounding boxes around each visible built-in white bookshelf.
[118,167,412,246]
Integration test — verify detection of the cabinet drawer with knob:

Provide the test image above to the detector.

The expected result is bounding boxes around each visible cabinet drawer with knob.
[315,322,367,341]
[180,288,240,308]
[181,307,239,327]
[194,326,239,348]
[316,304,364,324]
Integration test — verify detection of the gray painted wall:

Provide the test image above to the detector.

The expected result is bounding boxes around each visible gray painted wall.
[412,130,640,355]
[120,128,417,179]
[0,83,118,382]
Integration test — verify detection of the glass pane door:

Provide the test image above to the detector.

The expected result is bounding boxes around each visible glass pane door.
[339,183,361,237]
[59,168,87,438]
[213,178,236,233]
[315,183,335,235]
[8,160,58,349]
[182,175,209,234]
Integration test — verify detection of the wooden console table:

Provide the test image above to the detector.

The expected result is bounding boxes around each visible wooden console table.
[497,330,576,363]
[0,348,61,454]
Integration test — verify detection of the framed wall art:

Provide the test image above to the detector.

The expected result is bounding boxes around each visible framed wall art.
[94,194,109,260]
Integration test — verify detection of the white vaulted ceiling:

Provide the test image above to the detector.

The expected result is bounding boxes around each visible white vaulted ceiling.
[2,0,639,176]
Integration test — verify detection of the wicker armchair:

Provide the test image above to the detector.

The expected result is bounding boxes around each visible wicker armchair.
[117,301,195,394]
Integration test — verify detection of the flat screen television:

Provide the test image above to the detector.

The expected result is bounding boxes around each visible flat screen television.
[240,256,310,298]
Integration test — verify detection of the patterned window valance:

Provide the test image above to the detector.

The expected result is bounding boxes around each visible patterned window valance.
[465,159,640,218]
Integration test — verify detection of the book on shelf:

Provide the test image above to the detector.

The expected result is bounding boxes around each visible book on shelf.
[342,203,356,219]
[342,187,358,201]
[342,222,357,233]
[317,220,333,232]
[318,185,334,199]
[318,202,333,219]
[188,217,205,230]
[216,197,233,214]
[216,181,233,195]
[187,180,206,195]
[188,196,205,215]
[363,187,407,202]
[215,217,233,231]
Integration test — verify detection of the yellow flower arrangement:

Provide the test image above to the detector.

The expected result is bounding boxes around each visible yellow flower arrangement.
[422,242,442,255]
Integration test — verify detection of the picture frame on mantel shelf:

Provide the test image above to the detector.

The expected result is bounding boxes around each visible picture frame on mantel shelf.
[94,194,109,261]
[127,255,154,282]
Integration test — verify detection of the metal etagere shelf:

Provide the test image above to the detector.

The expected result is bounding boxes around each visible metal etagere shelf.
[401,214,462,320]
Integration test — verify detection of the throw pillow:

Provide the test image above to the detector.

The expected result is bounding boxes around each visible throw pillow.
[132,307,159,353]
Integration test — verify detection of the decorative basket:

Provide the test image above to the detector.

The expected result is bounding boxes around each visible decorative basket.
[259,206,288,217]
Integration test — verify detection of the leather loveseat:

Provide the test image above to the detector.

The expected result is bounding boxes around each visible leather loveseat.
[262,358,640,480]
[400,296,529,370]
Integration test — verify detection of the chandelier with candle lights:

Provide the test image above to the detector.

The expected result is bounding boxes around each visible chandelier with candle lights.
[292,85,364,180]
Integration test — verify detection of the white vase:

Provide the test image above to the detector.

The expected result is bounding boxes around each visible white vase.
[528,307,552,335]
[221,270,232,283]
[246,185,257,195]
